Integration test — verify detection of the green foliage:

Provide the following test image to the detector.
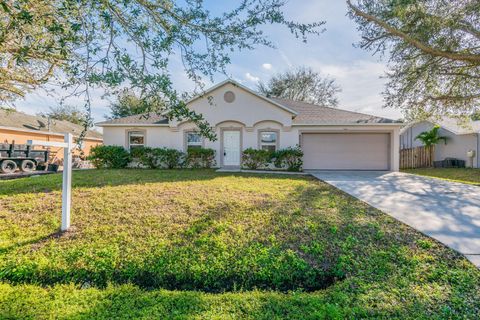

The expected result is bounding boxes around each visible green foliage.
[0,170,479,318]
[272,146,304,171]
[241,148,272,170]
[158,148,185,169]
[130,147,158,169]
[471,111,480,121]
[242,147,303,171]
[415,125,448,147]
[258,66,341,107]
[1,0,323,136]
[94,146,215,169]
[185,148,216,169]
[87,145,130,169]
[108,90,165,119]
[38,104,87,126]
[347,0,480,119]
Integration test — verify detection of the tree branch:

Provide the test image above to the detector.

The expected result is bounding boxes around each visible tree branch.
[346,0,480,64]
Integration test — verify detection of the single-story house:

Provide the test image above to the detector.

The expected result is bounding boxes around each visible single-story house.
[400,118,480,168]
[97,80,402,171]
[0,109,103,161]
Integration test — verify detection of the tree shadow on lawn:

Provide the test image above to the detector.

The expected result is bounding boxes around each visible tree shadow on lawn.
[0,169,304,196]
[1,178,349,293]
[1,175,478,311]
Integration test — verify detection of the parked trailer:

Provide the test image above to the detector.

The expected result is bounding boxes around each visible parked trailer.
[0,142,49,174]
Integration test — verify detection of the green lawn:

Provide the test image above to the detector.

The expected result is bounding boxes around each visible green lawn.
[0,170,479,319]
[402,168,480,185]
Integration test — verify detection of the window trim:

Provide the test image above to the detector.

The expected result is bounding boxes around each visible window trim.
[184,130,205,151]
[258,129,280,152]
[126,129,146,150]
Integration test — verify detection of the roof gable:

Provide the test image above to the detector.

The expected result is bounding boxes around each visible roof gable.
[96,80,402,127]
[187,79,298,116]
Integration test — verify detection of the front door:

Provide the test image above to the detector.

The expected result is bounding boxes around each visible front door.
[223,130,241,166]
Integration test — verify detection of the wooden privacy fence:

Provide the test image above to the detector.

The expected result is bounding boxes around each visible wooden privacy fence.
[400,146,434,169]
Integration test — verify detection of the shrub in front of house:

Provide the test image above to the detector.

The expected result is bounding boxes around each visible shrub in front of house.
[242,146,303,171]
[88,145,131,169]
[158,148,185,169]
[130,147,185,169]
[272,146,304,172]
[185,147,216,168]
[241,148,272,170]
[130,147,157,169]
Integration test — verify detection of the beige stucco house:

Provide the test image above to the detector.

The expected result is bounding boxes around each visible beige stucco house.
[400,118,480,168]
[97,80,402,171]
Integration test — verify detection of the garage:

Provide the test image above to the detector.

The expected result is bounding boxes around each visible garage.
[301,133,390,170]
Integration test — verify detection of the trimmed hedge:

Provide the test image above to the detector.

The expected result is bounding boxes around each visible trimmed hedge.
[185,148,216,168]
[89,145,302,171]
[88,145,131,169]
[131,147,184,169]
[242,146,303,171]
[242,148,271,170]
[90,145,214,169]
[272,146,303,172]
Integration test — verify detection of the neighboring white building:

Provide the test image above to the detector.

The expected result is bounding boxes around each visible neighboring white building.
[97,80,402,171]
[400,118,480,168]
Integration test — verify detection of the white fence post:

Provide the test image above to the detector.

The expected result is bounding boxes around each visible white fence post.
[61,133,73,231]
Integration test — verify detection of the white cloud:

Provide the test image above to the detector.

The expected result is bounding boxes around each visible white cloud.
[262,63,273,71]
[245,72,260,83]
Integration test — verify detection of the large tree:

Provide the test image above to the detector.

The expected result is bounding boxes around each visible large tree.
[0,0,324,139]
[347,0,480,120]
[108,89,165,119]
[258,67,341,107]
[39,104,87,125]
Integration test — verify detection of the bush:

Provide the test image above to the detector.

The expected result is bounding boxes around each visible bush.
[242,147,303,171]
[185,148,216,168]
[88,145,131,169]
[158,148,185,169]
[131,147,184,169]
[272,146,303,171]
[242,148,272,170]
[130,147,157,169]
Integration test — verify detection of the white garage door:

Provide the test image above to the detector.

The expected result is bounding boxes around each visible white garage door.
[302,133,390,170]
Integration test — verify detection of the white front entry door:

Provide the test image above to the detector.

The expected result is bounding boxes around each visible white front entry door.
[223,130,241,166]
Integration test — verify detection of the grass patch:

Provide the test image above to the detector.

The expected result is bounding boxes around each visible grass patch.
[0,169,479,318]
[402,168,480,185]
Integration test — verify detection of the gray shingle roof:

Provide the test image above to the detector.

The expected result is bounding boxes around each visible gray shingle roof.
[96,97,398,126]
[0,109,103,139]
[96,112,169,125]
[271,98,398,124]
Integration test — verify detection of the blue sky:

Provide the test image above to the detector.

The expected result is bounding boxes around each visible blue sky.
[14,0,402,124]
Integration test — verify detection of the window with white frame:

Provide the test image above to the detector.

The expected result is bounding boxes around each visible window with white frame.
[186,132,203,150]
[128,131,145,150]
[260,131,278,152]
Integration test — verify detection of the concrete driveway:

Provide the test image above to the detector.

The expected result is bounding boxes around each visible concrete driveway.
[310,171,480,267]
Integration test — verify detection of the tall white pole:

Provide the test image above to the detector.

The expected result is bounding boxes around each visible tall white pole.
[61,133,73,231]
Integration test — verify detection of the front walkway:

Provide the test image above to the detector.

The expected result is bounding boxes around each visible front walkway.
[310,171,480,267]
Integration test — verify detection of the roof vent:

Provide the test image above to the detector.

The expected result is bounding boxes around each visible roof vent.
[224,91,235,103]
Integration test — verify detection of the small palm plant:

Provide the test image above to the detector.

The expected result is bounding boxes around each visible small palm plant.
[415,125,447,167]
[415,125,447,147]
